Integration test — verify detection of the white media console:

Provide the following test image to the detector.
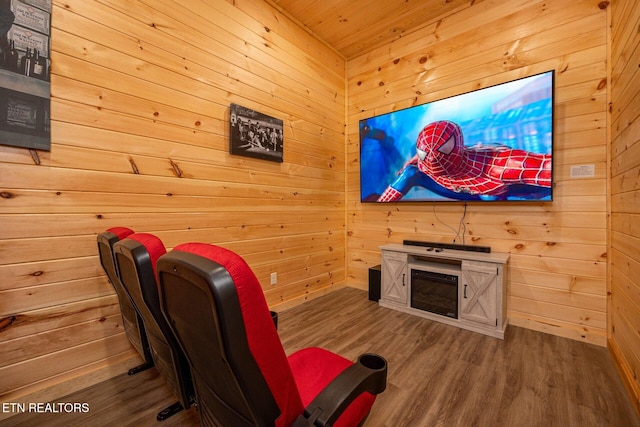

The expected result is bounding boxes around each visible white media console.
[379,243,510,339]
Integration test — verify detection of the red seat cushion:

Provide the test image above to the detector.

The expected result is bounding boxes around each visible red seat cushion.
[288,347,376,427]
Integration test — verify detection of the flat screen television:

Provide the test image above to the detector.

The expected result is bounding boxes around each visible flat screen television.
[359,70,554,202]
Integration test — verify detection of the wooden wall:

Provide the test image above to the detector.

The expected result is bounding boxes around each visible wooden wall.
[0,0,345,404]
[1,0,635,413]
[609,0,640,412]
[346,0,610,345]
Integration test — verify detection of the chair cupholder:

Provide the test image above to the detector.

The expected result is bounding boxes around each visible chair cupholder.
[358,353,387,372]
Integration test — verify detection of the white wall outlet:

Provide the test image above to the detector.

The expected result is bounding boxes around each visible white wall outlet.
[270,272,277,285]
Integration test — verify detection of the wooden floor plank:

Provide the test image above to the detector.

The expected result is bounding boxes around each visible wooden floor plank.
[3,287,639,426]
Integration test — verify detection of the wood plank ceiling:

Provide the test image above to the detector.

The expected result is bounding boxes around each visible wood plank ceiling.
[265,0,471,58]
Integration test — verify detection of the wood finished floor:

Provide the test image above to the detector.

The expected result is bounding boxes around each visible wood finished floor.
[4,287,639,427]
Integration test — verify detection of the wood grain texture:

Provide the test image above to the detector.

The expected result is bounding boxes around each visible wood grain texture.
[2,288,638,426]
[264,0,472,59]
[0,0,345,399]
[0,0,637,415]
[609,0,640,415]
[346,0,610,347]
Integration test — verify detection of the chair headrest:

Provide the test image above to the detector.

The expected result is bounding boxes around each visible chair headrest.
[106,227,134,239]
[125,233,167,278]
[172,243,257,292]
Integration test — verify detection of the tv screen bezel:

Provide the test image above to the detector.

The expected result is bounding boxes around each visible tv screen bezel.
[358,70,555,203]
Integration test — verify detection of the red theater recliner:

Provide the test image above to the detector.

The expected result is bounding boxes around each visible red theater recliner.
[113,233,196,421]
[96,227,153,375]
[157,243,387,427]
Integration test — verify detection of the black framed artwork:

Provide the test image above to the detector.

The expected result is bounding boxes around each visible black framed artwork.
[229,103,283,163]
[0,0,52,151]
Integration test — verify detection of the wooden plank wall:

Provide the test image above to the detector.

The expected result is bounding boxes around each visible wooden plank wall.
[609,0,640,412]
[0,0,345,404]
[346,0,610,345]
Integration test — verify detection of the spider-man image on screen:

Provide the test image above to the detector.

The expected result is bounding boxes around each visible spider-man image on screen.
[360,71,554,202]
[376,120,552,201]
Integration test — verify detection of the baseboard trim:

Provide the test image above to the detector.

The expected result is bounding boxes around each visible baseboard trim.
[608,337,640,419]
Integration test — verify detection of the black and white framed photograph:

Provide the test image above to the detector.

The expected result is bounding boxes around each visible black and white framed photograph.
[229,103,283,163]
[0,0,52,151]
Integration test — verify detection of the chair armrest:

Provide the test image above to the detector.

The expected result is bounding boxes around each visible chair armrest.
[293,353,387,427]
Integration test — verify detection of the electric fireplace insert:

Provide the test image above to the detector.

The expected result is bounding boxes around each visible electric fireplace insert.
[410,264,460,319]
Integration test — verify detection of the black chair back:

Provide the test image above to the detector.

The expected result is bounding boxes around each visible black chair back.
[113,233,195,419]
[96,228,153,373]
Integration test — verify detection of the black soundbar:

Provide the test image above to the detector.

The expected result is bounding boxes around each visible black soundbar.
[402,240,491,253]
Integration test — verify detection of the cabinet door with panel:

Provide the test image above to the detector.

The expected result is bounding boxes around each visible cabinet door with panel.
[460,260,499,326]
[381,251,408,305]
